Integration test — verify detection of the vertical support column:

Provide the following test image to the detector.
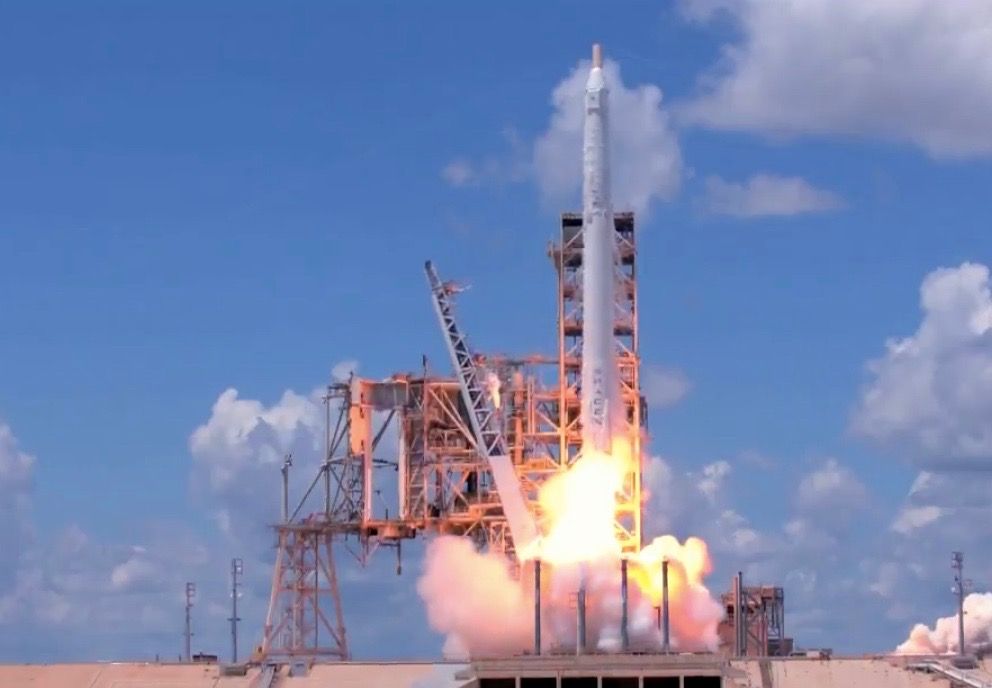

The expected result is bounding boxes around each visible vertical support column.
[662,559,670,653]
[184,581,196,662]
[621,558,630,652]
[535,559,542,655]
[953,551,967,656]
[324,392,332,516]
[735,571,745,657]
[398,411,408,519]
[577,563,587,655]
[230,558,242,663]
[281,455,292,523]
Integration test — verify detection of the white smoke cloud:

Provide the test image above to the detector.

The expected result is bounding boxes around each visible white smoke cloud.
[534,58,682,216]
[700,174,844,218]
[416,534,723,658]
[416,536,532,658]
[851,263,992,466]
[680,0,992,158]
[898,592,992,654]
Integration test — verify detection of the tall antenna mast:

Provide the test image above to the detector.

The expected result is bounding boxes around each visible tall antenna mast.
[229,558,243,663]
[184,581,196,662]
[952,551,971,656]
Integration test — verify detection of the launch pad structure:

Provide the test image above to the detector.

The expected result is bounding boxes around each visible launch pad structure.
[257,212,644,662]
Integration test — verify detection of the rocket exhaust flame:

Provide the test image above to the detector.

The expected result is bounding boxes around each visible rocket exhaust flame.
[417,44,722,658]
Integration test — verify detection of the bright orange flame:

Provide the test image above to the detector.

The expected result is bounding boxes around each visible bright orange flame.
[533,449,623,563]
[631,535,713,605]
[521,429,717,647]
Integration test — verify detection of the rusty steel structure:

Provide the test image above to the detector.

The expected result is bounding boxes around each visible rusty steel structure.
[719,581,790,657]
[258,213,644,661]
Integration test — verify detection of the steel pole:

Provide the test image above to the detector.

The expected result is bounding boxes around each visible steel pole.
[230,558,242,663]
[621,558,629,652]
[953,552,966,656]
[662,559,671,653]
[534,559,542,655]
[184,582,195,662]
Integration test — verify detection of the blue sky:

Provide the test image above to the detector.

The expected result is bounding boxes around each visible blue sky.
[3,0,992,662]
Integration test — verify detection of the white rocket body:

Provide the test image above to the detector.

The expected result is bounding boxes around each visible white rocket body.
[580,45,620,456]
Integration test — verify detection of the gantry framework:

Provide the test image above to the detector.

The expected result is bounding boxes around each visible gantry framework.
[719,584,790,657]
[258,213,644,661]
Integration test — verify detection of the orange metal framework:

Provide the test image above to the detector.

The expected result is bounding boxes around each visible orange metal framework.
[552,212,642,554]
[258,212,644,661]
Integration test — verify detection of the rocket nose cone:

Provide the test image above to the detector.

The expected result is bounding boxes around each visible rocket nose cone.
[587,44,606,90]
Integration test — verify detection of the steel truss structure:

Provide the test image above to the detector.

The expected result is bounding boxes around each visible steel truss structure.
[258,213,644,661]
[720,584,790,657]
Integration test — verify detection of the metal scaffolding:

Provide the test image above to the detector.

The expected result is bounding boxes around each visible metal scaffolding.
[257,212,645,661]
[551,212,643,554]
[720,582,790,657]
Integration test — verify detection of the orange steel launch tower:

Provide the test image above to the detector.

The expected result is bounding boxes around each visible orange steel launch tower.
[257,213,644,662]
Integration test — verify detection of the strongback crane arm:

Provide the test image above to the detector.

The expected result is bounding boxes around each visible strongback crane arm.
[424,260,539,557]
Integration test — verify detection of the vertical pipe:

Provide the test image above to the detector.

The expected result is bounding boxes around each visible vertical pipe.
[184,602,191,662]
[953,552,966,656]
[281,456,291,523]
[620,558,629,652]
[324,393,331,516]
[184,582,195,662]
[534,559,542,655]
[576,587,587,654]
[959,583,967,656]
[397,411,408,519]
[662,559,670,653]
[230,558,241,663]
[736,571,745,657]
[577,564,587,655]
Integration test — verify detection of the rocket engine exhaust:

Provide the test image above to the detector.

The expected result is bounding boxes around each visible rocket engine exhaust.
[416,44,724,660]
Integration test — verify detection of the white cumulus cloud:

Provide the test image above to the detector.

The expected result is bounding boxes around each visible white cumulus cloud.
[534,58,682,216]
[851,263,992,466]
[643,364,692,409]
[440,159,476,187]
[0,422,35,585]
[891,505,944,535]
[795,458,868,515]
[681,0,992,158]
[701,174,844,218]
[189,386,324,542]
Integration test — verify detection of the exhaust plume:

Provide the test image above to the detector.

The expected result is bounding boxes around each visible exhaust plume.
[417,536,532,658]
[416,45,722,657]
[897,592,992,655]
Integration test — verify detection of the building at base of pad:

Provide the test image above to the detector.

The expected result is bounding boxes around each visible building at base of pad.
[1,656,989,688]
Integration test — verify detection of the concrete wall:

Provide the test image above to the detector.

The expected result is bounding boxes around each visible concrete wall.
[729,658,946,688]
[0,657,963,688]
[0,661,466,688]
